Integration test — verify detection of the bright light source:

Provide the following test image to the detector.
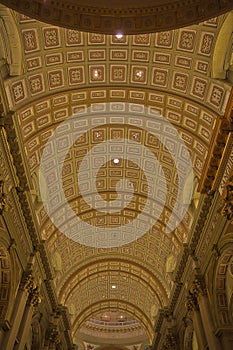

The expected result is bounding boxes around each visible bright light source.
[113,158,120,164]
[94,70,99,78]
[111,285,117,289]
[136,71,143,78]
[116,33,123,39]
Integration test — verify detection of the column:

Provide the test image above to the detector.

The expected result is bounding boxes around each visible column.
[185,292,207,350]
[2,273,33,350]
[15,285,41,350]
[191,277,222,350]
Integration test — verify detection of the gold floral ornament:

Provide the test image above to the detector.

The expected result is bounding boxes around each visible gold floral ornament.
[221,173,233,221]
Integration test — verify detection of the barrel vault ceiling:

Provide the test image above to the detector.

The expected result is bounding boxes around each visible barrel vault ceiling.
[0,2,233,348]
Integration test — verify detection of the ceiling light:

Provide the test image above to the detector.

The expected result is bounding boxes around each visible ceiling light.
[136,70,143,78]
[94,70,99,78]
[116,33,123,39]
[113,158,120,164]
[111,285,117,289]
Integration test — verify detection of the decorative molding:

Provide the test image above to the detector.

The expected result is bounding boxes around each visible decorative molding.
[162,328,178,350]
[28,285,41,307]
[221,173,233,221]
[198,88,233,193]
[153,191,215,349]
[0,5,23,76]
[185,292,199,312]
[1,1,233,35]
[190,273,207,296]
[0,179,7,214]
[45,323,60,345]
[2,110,72,345]
[219,135,233,195]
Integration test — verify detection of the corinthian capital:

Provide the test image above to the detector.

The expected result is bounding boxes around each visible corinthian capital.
[28,285,41,307]
[20,272,34,292]
[190,275,206,296]
[221,173,233,221]
[0,179,7,214]
[185,292,199,312]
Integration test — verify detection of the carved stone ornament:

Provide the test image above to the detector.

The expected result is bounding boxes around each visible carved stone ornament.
[28,285,41,307]
[21,272,34,292]
[0,179,7,215]
[221,173,233,221]
[20,272,41,306]
[185,292,199,312]
[190,275,207,296]
[163,331,177,350]
[46,324,60,345]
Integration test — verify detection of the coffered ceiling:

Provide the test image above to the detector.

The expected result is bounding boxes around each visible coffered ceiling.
[1,4,233,347]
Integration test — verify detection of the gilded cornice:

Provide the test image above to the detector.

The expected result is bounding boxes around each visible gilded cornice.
[221,172,233,221]
[1,0,233,34]
[198,88,233,193]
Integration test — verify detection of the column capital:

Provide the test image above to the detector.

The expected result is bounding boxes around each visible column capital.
[185,292,199,312]
[28,285,41,307]
[20,272,34,292]
[191,274,207,296]
[221,173,233,221]
[0,178,7,215]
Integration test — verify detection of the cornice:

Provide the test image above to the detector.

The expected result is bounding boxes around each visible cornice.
[198,88,233,193]
[1,0,233,35]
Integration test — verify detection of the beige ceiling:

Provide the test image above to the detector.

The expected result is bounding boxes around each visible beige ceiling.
[1,5,233,347]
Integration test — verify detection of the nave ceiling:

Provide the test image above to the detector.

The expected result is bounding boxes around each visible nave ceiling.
[0,2,232,347]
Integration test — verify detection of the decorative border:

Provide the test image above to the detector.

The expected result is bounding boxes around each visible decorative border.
[2,0,233,34]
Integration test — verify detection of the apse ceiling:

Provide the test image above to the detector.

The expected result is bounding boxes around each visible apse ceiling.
[1,4,233,348]
[1,0,233,34]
